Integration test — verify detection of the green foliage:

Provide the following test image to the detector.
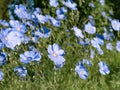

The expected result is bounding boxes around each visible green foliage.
[108,0,120,20]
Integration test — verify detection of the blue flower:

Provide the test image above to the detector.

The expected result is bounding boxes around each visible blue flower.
[97,47,104,55]
[106,43,113,51]
[48,16,60,27]
[49,0,59,7]
[88,15,95,25]
[0,70,4,81]
[111,19,120,31]
[89,2,95,8]
[9,20,27,33]
[103,28,115,41]
[98,61,110,75]
[75,62,88,79]
[82,59,92,66]
[91,35,104,49]
[26,21,35,30]
[95,34,104,45]
[33,8,41,15]
[108,17,112,22]
[90,50,95,59]
[84,22,96,34]
[71,26,84,38]
[36,14,48,24]
[79,38,90,46]
[101,11,107,18]
[56,7,67,20]
[109,10,113,15]
[14,4,30,19]
[14,66,27,77]
[48,43,65,70]
[62,0,77,10]
[99,0,105,5]
[0,20,9,27]
[0,28,25,50]
[33,26,51,38]
[116,41,120,52]
[96,34,104,41]
[0,52,7,66]
[20,47,41,64]
[0,40,4,49]
[91,38,100,49]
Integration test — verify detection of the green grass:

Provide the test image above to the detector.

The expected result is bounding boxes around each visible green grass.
[0,45,120,90]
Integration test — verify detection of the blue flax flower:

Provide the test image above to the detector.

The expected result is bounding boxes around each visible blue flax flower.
[99,0,105,5]
[101,11,107,18]
[49,0,59,7]
[0,20,9,27]
[33,26,51,38]
[0,28,25,50]
[47,16,60,27]
[33,8,41,15]
[89,2,95,8]
[9,20,27,33]
[71,26,84,38]
[97,47,104,55]
[98,61,110,75]
[84,22,96,34]
[56,7,67,20]
[82,59,92,66]
[75,62,88,79]
[106,43,113,51]
[0,40,4,49]
[91,38,101,49]
[48,43,65,70]
[0,52,7,66]
[116,41,120,52]
[90,50,95,59]
[14,66,27,77]
[20,47,41,64]
[0,70,4,81]
[14,4,31,19]
[79,38,90,46]
[111,19,120,31]
[36,14,48,24]
[88,15,95,25]
[103,27,115,41]
[62,0,77,10]
[91,35,104,47]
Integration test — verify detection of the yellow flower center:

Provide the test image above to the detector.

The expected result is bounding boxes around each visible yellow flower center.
[52,53,57,57]
[24,57,27,60]
[17,27,21,31]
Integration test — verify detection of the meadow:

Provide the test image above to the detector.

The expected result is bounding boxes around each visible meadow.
[0,0,120,90]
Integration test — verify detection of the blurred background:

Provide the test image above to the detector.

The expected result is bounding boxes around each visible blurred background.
[0,0,120,20]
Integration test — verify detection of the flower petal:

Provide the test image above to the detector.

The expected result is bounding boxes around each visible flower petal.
[56,50,65,56]
[48,45,53,54]
[53,43,60,52]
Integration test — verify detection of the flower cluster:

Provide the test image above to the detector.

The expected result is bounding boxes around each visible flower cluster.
[0,0,118,81]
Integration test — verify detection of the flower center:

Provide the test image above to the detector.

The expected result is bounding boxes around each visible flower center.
[18,10,22,13]
[88,26,91,30]
[5,36,8,41]
[52,53,57,57]
[23,57,27,60]
[17,27,21,31]
[79,70,85,75]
